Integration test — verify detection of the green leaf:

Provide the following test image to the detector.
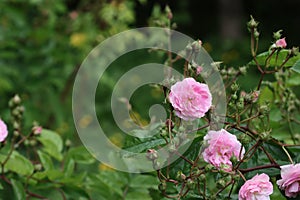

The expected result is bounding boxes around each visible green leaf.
[11,179,26,200]
[37,129,63,160]
[291,59,300,73]
[258,86,274,105]
[62,185,90,199]
[0,151,34,176]
[287,72,300,86]
[271,184,286,200]
[263,142,291,162]
[63,158,75,177]
[66,146,95,164]
[126,188,152,200]
[270,109,282,122]
[60,172,86,185]
[249,50,300,67]
[95,171,128,197]
[129,175,159,189]
[124,138,166,153]
[288,146,300,154]
[32,171,47,180]
[46,170,65,181]
[37,150,54,170]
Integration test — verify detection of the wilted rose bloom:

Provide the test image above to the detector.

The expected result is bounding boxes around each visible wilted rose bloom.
[0,119,8,142]
[169,78,212,120]
[277,163,300,198]
[239,173,273,200]
[202,129,245,171]
[275,38,287,48]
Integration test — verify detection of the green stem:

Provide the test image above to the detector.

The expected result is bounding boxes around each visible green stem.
[239,163,280,173]
[282,146,294,164]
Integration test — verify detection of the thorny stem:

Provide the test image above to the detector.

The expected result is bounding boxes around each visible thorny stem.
[234,140,261,170]
[227,181,235,199]
[239,163,280,173]
[215,180,234,196]
[1,137,16,176]
[259,146,276,164]
[174,151,194,166]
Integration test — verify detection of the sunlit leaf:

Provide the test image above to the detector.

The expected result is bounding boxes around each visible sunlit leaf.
[37,129,63,161]
[249,50,300,67]
[0,151,34,176]
[37,150,54,170]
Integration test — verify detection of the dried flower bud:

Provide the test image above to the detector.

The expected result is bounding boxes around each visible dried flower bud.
[147,149,158,161]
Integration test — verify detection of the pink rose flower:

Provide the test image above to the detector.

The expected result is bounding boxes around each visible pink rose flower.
[202,129,245,171]
[0,119,8,142]
[275,38,287,48]
[277,163,300,198]
[169,78,212,120]
[239,173,273,200]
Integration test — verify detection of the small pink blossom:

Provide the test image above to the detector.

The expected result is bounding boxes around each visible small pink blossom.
[196,66,203,75]
[32,126,43,135]
[251,90,260,102]
[277,163,300,198]
[202,129,245,171]
[239,173,273,200]
[275,38,287,48]
[240,91,247,97]
[0,119,8,142]
[169,78,212,120]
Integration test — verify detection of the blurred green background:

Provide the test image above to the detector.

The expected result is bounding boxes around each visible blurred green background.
[0,0,299,148]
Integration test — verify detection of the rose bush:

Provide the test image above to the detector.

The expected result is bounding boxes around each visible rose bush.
[141,13,300,200]
[1,3,300,199]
